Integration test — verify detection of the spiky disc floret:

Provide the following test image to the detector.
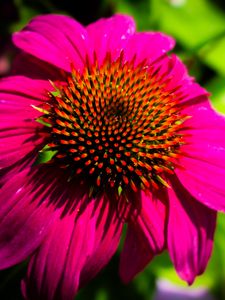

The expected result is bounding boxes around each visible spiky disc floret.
[36,53,187,196]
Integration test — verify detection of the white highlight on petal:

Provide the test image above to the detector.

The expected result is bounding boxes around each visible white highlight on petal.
[16,187,23,194]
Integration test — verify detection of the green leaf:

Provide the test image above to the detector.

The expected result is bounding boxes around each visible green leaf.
[118,185,123,196]
[33,145,57,165]
[113,0,151,30]
[206,76,225,114]
[10,0,38,32]
[36,117,52,127]
[95,289,108,300]
[150,0,225,49]
[200,35,225,76]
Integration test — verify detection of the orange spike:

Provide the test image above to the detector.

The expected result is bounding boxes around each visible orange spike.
[123,176,129,185]
[96,176,101,186]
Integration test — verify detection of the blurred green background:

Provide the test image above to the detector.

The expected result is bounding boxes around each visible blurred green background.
[0,0,225,299]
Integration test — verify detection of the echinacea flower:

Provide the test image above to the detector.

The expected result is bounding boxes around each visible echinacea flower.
[0,13,225,300]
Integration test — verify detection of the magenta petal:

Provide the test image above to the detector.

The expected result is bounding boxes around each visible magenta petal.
[175,98,225,212]
[167,176,216,284]
[87,14,135,66]
[176,156,225,212]
[0,134,43,168]
[0,169,58,269]
[0,75,51,105]
[79,195,123,287]
[119,190,166,283]
[124,32,175,65]
[182,97,225,130]
[13,14,89,72]
[182,138,225,169]
[0,76,51,167]
[0,75,51,122]
[181,105,225,169]
[161,55,207,99]
[12,53,63,80]
[22,196,122,300]
[24,212,83,300]
[149,55,207,105]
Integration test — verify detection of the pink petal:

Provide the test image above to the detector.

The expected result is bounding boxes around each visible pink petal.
[119,190,167,283]
[176,102,225,211]
[0,76,51,167]
[0,75,51,106]
[167,176,216,284]
[79,194,123,287]
[13,14,89,72]
[182,97,225,130]
[22,196,122,300]
[161,55,207,100]
[0,134,43,168]
[12,53,63,80]
[0,168,59,269]
[87,14,136,66]
[124,32,175,66]
[175,156,225,212]
[182,130,225,169]
[148,55,207,106]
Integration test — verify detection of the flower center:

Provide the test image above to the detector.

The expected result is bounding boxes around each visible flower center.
[36,53,187,196]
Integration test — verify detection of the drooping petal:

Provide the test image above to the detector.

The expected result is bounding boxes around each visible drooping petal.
[79,194,123,287]
[13,14,89,72]
[119,190,167,283]
[87,14,136,66]
[124,32,175,66]
[167,176,216,284]
[22,196,123,300]
[0,76,51,167]
[0,168,60,269]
